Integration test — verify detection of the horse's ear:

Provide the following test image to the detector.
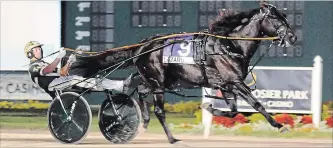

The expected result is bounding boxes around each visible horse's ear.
[259,0,269,8]
[209,21,214,30]
[219,9,224,16]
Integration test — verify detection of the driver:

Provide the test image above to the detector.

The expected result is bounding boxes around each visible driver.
[24,41,132,99]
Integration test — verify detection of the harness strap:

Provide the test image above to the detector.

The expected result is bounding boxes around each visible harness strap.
[246,41,275,77]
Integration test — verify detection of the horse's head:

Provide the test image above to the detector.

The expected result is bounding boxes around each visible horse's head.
[256,2,297,47]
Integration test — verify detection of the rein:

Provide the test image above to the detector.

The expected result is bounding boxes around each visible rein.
[63,32,279,56]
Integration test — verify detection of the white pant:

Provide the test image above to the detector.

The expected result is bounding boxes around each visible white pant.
[48,75,124,92]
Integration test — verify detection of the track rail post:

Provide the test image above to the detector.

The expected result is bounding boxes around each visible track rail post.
[311,55,323,128]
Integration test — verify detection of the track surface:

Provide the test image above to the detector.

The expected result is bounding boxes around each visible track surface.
[1,129,332,148]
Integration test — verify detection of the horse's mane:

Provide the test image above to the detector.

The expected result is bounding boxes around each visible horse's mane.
[209,8,260,35]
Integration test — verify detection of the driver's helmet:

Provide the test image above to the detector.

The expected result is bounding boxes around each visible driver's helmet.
[24,41,43,59]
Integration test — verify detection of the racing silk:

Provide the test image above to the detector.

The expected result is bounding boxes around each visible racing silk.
[28,60,60,98]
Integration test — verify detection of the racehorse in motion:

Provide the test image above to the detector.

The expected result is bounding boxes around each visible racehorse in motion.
[68,2,297,145]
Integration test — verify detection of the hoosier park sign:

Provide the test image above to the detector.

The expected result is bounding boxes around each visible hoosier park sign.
[211,67,313,114]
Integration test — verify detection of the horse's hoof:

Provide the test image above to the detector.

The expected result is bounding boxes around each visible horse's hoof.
[200,102,212,110]
[138,123,147,134]
[279,125,291,134]
[143,122,149,129]
[138,127,147,134]
[173,140,189,147]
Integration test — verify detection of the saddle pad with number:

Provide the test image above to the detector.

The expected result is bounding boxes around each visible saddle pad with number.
[162,35,196,64]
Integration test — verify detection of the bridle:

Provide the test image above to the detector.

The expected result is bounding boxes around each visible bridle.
[258,4,292,47]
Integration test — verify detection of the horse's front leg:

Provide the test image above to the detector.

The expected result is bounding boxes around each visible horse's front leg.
[233,81,290,133]
[201,90,238,118]
[222,91,239,117]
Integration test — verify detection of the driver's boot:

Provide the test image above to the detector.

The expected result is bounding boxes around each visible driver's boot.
[122,73,134,93]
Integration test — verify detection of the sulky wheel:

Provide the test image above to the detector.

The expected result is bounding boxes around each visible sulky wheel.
[47,92,92,144]
[98,93,142,144]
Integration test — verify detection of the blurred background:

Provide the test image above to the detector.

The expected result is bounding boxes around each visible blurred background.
[0,0,332,138]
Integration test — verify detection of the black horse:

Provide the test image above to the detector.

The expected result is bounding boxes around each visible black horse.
[68,2,297,145]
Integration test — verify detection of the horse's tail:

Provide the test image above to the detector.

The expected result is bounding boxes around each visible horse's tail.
[67,45,138,74]
[71,33,169,73]
[101,45,138,66]
[102,33,168,64]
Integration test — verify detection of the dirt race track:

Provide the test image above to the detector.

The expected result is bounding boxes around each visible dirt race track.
[1,129,332,148]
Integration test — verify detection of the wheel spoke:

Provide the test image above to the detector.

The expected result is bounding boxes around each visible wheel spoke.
[116,103,124,110]
[51,112,66,122]
[71,120,84,133]
[103,110,115,117]
[53,122,68,134]
[118,106,130,118]
[122,112,137,120]
[124,119,139,125]
[103,105,116,116]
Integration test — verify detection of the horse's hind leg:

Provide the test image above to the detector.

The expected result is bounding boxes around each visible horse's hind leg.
[233,81,290,133]
[137,81,152,130]
[153,93,181,144]
[138,93,150,129]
